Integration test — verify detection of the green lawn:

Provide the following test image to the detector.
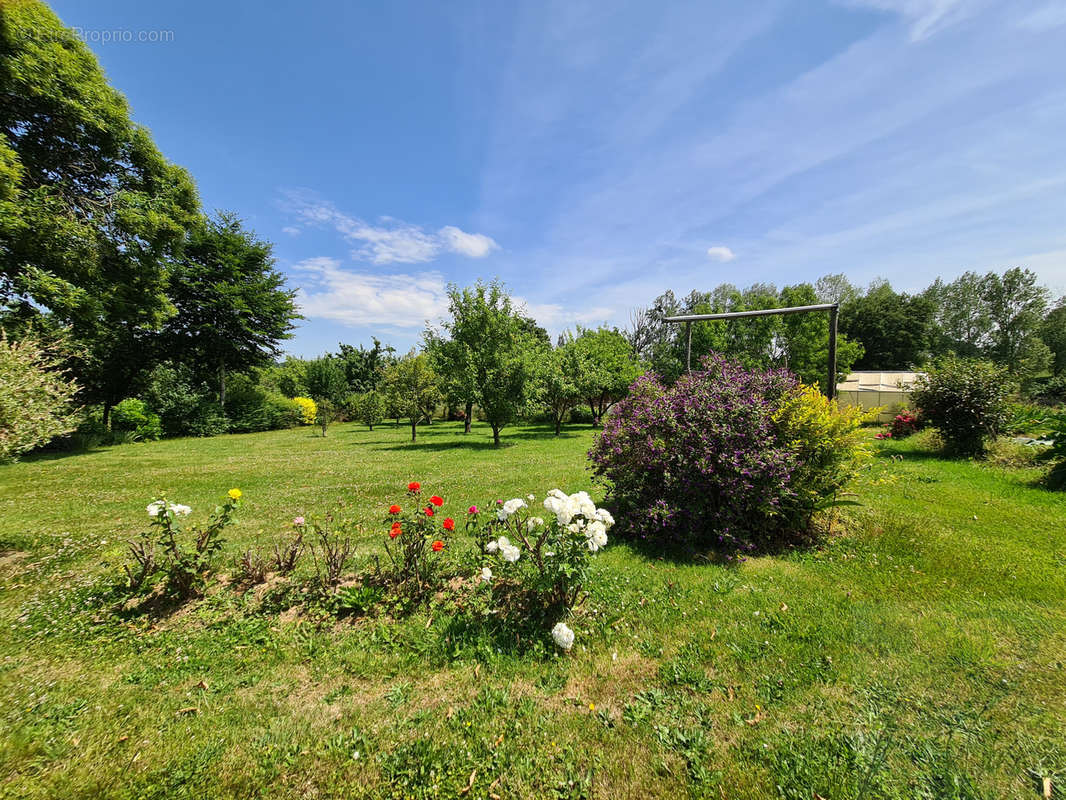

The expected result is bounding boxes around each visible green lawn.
[1,422,1064,798]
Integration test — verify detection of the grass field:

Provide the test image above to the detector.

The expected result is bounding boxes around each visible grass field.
[1,421,1065,798]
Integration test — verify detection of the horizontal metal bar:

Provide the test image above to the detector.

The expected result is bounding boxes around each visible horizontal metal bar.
[664,303,838,323]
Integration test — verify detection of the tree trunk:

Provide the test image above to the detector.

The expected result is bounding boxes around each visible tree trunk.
[492,425,501,447]
[368,422,374,431]
[555,415,561,436]
[410,420,417,442]
[219,360,227,413]
[102,401,112,430]
[464,400,473,434]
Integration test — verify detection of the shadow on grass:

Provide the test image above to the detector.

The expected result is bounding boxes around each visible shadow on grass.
[367,425,590,452]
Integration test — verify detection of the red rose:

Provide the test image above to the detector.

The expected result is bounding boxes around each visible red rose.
[431,540,444,552]
[443,518,455,531]
[389,523,401,539]
[408,482,421,492]
[430,495,443,507]
[425,507,435,517]
[389,504,401,514]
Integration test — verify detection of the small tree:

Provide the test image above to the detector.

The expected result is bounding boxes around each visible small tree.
[382,352,440,442]
[911,357,1013,457]
[315,398,335,437]
[432,281,543,447]
[571,327,641,426]
[353,390,385,430]
[0,334,80,462]
[541,343,582,436]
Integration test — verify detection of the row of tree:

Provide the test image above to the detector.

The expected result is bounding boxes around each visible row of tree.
[625,268,1065,389]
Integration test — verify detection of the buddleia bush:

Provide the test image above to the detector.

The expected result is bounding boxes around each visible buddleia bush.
[588,355,870,554]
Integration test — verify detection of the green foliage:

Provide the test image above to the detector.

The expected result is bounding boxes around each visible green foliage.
[351,390,386,430]
[141,362,227,437]
[0,333,80,461]
[779,282,862,390]
[382,352,439,442]
[110,398,162,441]
[163,212,299,411]
[304,356,348,405]
[1044,411,1066,489]
[315,398,335,436]
[540,342,583,435]
[839,282,933,370]
[125,491,241,600]
[433,280,542,446]
[332,339,394,394]
[911,357,1014,456]
[637,284,860,388]
[1041,301,1066,376]
[0,1,199,408]
[570,326,641,425]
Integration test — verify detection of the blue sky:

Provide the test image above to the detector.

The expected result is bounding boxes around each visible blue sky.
[53,0,1066,356]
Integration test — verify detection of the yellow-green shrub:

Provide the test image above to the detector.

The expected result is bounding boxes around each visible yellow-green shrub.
[293,396,317,425]
[773,384,872,522]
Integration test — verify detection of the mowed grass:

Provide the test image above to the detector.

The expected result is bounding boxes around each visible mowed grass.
[1,422,1065,799]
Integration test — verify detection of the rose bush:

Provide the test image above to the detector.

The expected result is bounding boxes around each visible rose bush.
[470,489,614,642]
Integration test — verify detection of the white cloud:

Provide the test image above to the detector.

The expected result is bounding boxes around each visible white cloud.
[292,257,449,328]
[284,193,498,265]
[706,245,736,262]
[1016,4,1066,32]
[835,0,983,40]
[439,225,500,258]
[281,226,301,236]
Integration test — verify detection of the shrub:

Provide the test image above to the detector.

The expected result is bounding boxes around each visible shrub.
[1044,410,1066,489]
[382,483,453,602]
[469,490,614,634]
[125,489,242,599]
[875,410,920,440]
[142,363,227,437]
[569,405,594,425]
[111,398,163,441]
[293,396,317,425]
[0,334,80,462]
[911,357,1014,456]
[1027,374,1066,406]
[588,356,869,553]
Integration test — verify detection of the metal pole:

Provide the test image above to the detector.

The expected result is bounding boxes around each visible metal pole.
[827,304,838,401]
[685,321,692,373]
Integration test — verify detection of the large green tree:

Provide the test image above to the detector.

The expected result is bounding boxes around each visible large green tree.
[838,282,932,370]
[163,212,298,411]
[0,1,200,419]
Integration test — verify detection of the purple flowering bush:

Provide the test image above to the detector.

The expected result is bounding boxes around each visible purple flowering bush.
[588,356,869,553]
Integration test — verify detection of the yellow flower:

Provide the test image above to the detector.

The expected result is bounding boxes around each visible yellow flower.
[589,703,595,712]
[228,488,242,501]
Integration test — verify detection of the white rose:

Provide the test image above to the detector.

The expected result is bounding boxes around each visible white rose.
[551,622,575,651]
[480,566,493,582]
